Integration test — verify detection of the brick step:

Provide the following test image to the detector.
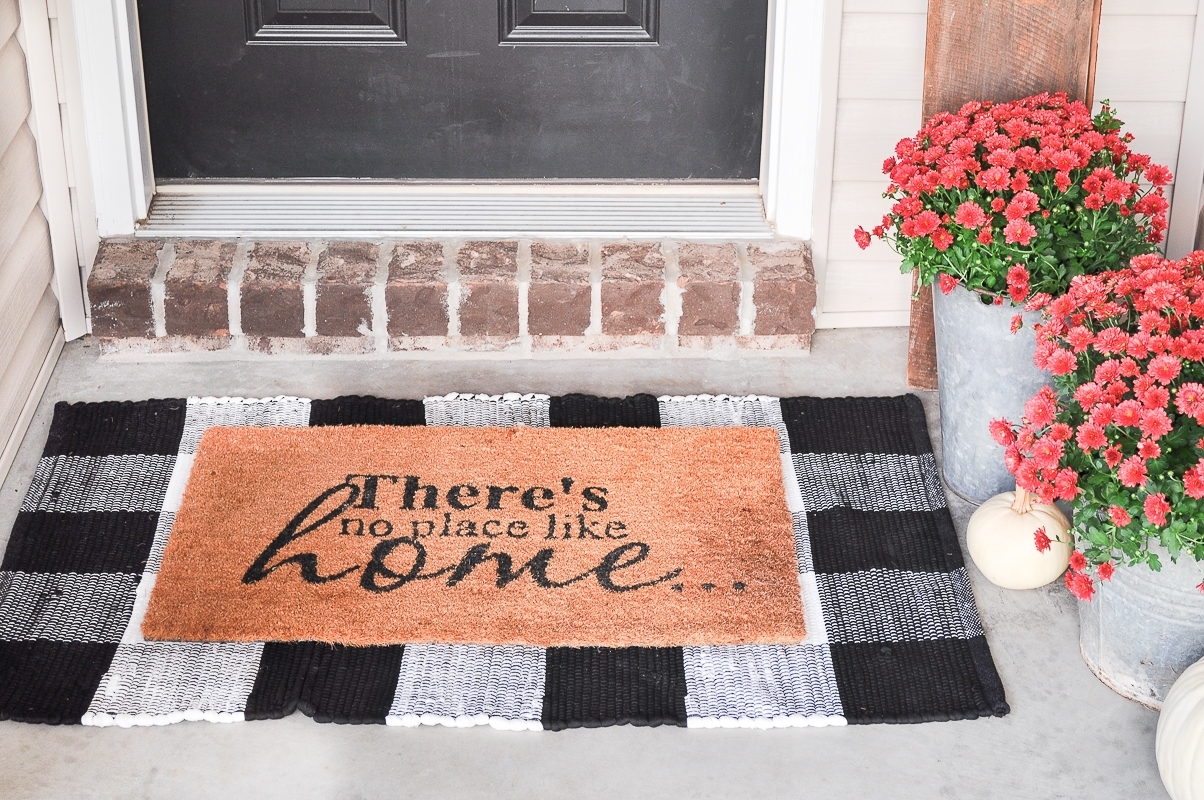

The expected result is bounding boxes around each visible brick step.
[87,238,815,356]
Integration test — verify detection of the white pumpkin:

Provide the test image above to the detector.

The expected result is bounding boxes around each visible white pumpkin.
[1158,656,1204,799]
[966,491,1071,590]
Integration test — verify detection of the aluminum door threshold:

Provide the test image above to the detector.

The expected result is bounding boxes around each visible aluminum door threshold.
[138,185,775,241]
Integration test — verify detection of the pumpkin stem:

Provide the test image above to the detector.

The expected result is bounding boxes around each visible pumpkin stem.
[1011,486,1033,514]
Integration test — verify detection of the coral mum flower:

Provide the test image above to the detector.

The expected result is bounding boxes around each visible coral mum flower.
[1144,493,1170,527]
[1034,527,1052,553]
[1010,314,1023,334]
[1142,386,1169,410]
[1185,462,1204,499]
[976,166,1011,191]
[1145,164,1174,187]
[1090,404,1115,427]
[1140,408,1173,440]
[1104,445,1123,468]
[1004,218,1038,245]
[1075,423,1107,452]
[1149,353,1182,385]
[989,418,1016,446]
[1024,392,1057,426]
[1114,400,1142,427]
[1005,191,1040,221]
[1094,328,1128,354]
[1138,440,1161,460]
[954,201,988,229]
[977,227,995,246]
[1046,348,1077,375]
[1117,455,1148,487]
[1107,506,1132,527]
[1073,382,1102,408]
[931,227,955,251]
[1054,468,1079,500]
[1098,562,1116,582]
[854,227,872,249]
[1069,550,1088,572]
[912,210,941,236]
[1031,436,1064,470]
[938,273,960,295]
[1065,570,1095,601]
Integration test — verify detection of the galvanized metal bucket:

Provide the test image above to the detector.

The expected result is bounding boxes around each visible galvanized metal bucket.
[1079,544,1204,709]
[931,284,1051,503]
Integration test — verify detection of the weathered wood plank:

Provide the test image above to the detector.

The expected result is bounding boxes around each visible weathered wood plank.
[910,0,1103,391]
[923,0,1099,118]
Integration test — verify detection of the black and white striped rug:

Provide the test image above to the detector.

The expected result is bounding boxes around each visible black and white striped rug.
[0,393,1008,729]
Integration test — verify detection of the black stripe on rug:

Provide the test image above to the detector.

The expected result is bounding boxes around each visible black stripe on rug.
[807,509,959,574]
[43,399,187,457]
[244,642,405,724]
[0,399,187,724]
[780,395,928,456]
[542,646,688,730]
[1,511,158,574]
[828,639,1001,723]
[543,393,686,729]
[0,642,120,725]
[786,394,1009,723]
[309,396,427,427]
[549,393,661,428]
[242,395,421,724]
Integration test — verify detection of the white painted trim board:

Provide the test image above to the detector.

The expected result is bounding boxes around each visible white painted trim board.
[17,0,87,339]
[1168,0,1204,258]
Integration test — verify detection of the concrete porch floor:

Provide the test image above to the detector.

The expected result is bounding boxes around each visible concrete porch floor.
[0,327,1165,799]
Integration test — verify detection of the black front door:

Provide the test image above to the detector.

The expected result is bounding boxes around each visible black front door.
[137,1,768,181]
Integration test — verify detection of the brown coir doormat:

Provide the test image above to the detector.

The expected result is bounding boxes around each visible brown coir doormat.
[142,424,804,647]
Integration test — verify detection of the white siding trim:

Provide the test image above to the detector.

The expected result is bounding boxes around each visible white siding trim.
[807,0,846,329]
[51,0,99,287]
[16,0,86,339]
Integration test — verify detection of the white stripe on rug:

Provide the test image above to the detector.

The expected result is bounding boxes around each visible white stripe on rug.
[657,395,846,728]
[386,644,546,731]
[20,455,176,514]
[382,393,555,730]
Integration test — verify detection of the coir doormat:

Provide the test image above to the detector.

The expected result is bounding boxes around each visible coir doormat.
[0,393,1009,730]
[142,425,805,647]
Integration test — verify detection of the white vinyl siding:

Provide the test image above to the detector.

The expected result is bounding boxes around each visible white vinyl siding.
[0,0,63,485]
[1094,3,1196,176]
[816,0,1202,327]
[815,3,925,328]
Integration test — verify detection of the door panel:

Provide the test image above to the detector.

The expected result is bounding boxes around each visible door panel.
[245,0,407,44]
[500,0,657,43]
[138,0,768,180]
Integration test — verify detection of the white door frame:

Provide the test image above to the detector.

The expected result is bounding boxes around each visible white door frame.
[59,0,832,242]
